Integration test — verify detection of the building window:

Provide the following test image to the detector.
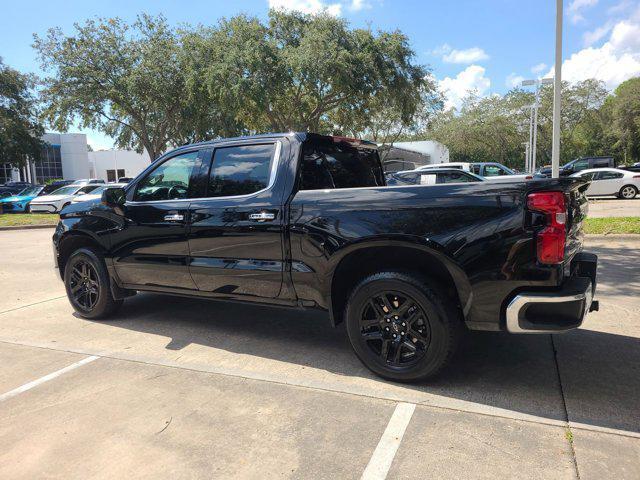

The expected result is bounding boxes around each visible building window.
[106,169,126,182]
[0,163,13,184]
[34,144,63,183]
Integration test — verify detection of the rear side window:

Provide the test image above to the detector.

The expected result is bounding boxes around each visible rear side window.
[207,144,275,197]
[299,141,384,190]
[595,171,623,180]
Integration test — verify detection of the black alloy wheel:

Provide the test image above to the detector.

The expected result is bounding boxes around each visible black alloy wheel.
[64,248,123,319]
[358,291,430,367]
[345,271,462,382]
[69,260,100,311]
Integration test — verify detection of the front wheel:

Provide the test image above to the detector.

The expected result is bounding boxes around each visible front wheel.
[345,271,462,382]
[64,248,123,319]
[619,185,638,199]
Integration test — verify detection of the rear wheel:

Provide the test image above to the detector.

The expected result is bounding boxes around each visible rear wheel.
[619,185,638,199]
[345,271,462,382]
[64,248,123,319]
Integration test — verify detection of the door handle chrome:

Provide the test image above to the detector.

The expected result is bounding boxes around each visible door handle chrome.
[164,213,184,222]
[248,212,276,222]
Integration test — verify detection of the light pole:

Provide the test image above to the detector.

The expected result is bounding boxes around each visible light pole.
[522,78,553,173]
[551,0,563,178]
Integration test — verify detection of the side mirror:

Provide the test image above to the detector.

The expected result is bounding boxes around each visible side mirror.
[101,187,126,207]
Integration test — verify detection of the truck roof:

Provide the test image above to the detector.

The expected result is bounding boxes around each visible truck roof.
[171,132,378,154]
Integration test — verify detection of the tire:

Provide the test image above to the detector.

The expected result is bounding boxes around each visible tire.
[344,271,462,382]
[64,247,123,319]
[619,185,638,199]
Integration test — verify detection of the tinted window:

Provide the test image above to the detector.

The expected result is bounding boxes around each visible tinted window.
[483,165,508,176]
[572,159,589,172]
[134,151,199,201]
[207,144,275,197]
[470,164,481,174]
[77,185,99,194]
[592,159,612,168]
[299,141,384,190]
[437,172,477,184]
[388,172,419,185]
[580,172,595,180]
[595,171,623,180]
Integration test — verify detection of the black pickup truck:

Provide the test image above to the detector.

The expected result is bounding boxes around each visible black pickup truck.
[53,133,598,381]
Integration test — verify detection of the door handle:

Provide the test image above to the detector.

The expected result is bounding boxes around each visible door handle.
[248,212,276,222]
[164,213,184,222]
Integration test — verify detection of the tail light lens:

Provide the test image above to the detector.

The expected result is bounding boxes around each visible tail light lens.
[527,191,567,264]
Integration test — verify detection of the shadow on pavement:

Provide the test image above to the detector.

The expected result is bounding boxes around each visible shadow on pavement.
[87,291,640,435]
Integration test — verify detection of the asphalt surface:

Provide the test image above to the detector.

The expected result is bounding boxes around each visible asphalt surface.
[0,229,638,479]
[587,197,639,218]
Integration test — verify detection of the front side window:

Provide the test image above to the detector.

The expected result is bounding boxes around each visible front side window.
[134,151,199,201]
[207,144,275,197]
[437,172,476,183]
[572,159,589,172]
[483,165,508,176]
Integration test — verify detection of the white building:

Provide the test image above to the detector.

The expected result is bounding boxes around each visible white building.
[381,140,450,172]
[1,132,151,184]
[89,149,150,182]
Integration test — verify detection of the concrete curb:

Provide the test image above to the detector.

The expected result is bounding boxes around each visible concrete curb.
[585,234,639,239]
[0,224,57,231]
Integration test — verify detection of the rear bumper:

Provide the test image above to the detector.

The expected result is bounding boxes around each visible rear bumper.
[505,252,598,334]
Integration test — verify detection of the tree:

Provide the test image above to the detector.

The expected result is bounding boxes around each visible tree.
[33,15,237,161]
[0,58,44,167]
[607,77,640,163]
[187,10,429,134]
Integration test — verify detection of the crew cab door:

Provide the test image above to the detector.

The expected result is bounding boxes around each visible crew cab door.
[187,140,286,300]
[110,148,204,290]
[591,170,624,195]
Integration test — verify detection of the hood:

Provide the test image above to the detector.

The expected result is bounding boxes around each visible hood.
[30,194,69,203]
[0,195,32,203]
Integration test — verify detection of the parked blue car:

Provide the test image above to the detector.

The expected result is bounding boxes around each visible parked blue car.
[0,186,44,213]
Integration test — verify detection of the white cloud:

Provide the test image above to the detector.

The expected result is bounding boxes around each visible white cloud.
[583,23,613,46]
[439,65,491,110]
[349,0,370,11]
[568,0,599,24]
[506,73,525,88]
[548,19,640,90]
[531,63,548,75]
[432,44,489,64]
[269,0,342,16]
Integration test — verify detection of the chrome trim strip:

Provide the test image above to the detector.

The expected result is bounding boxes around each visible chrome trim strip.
[506,280,592,334]
[126,141,283,205]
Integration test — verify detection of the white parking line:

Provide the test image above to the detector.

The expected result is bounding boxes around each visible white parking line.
[0,355,99,402]
[361,402,416,480]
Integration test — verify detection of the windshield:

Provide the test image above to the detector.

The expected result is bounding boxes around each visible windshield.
[18,187,42,196]
[49,186,80,196]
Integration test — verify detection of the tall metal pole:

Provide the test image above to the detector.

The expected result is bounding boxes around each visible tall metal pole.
[528,106,535,173]
[532,84,540,173]
[551,0,563,178]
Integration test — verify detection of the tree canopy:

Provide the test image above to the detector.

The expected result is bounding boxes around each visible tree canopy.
[34,11,432,161]
[0,58,44,167]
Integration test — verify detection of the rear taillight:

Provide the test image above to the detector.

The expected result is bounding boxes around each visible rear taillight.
[525,175,533,180]
[527,191,567,264]
[634,175,640,179]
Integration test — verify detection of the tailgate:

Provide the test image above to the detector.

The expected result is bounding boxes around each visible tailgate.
[565,180,589,263]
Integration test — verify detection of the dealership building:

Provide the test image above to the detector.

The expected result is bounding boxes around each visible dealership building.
[1,133,150,185]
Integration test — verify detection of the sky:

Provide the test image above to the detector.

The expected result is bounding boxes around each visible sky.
[2,0,639,149]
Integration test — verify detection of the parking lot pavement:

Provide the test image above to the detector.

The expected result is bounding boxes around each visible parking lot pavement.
[0,229,639,479]
[587,197,640,218]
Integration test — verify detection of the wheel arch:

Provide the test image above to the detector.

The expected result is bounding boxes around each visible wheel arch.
[328,239,472,327]
[56,231,106,278]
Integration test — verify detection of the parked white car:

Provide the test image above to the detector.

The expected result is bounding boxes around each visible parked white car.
[29,184,102,213]
[571,168,640,199]
[417,162,532,182]
[71,183,127,204]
